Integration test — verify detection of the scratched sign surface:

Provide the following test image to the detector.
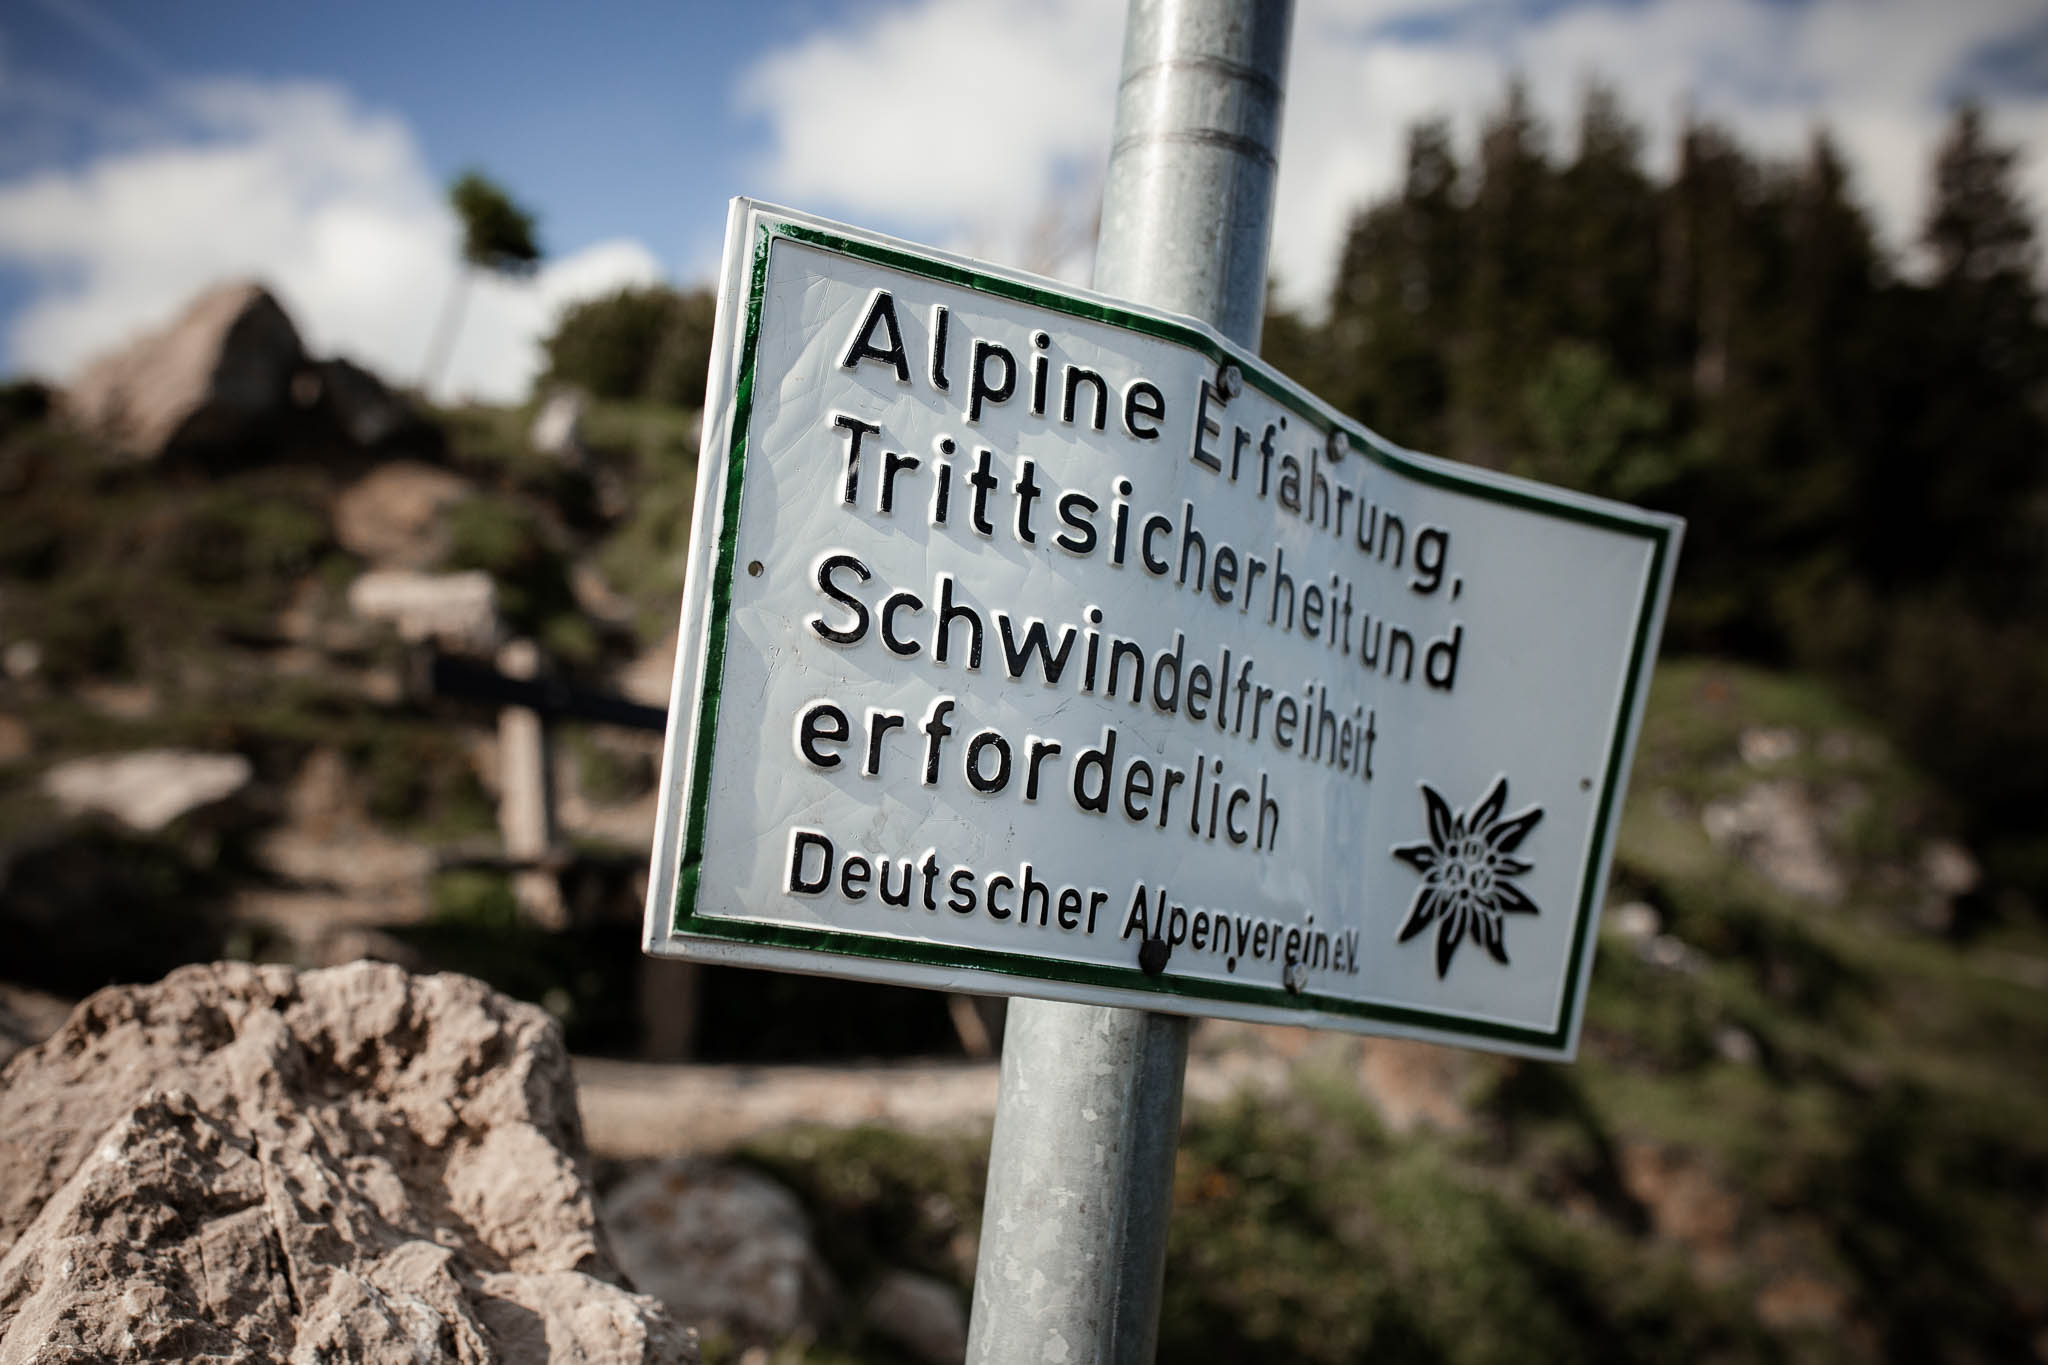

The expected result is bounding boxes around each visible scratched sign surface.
[643,200,1682,1059]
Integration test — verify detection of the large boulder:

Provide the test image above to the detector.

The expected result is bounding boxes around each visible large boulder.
[0,961,695,1363]
[41,748,253,831]
[333,461,475,568]
[864,1269,967,1365]
[65,281,306,460]
[602,1159,837,1346]
[348,567,501,650]
[305,355,419,448]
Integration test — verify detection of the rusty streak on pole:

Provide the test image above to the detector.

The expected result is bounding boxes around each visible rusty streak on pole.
[964,3,1293,1362]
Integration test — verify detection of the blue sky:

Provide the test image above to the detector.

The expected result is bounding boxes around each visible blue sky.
[1,1,846,273]
[2,0,2044,402]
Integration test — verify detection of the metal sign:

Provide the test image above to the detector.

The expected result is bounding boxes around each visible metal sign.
[644,198,1681,1060]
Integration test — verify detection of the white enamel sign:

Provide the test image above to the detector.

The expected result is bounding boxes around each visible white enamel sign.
[644,200,1682,1059]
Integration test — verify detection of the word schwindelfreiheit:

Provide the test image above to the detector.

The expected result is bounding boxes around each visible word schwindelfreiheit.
[830,287,1468,689]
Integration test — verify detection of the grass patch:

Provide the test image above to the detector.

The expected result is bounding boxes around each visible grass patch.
[741,1124,987,1291]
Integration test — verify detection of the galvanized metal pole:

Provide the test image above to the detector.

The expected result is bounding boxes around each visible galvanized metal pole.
[965,3,1292,1362]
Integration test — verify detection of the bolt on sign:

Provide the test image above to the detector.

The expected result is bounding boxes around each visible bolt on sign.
[644,200,1682,1060]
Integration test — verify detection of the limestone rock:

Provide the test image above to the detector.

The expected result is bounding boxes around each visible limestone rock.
[1356,1036,1475,1135]
[0,961,694,1364]
[531,390,587,461]
[602,1158,837,1345]
[620,630,677,709]
[334,461,474,568]
[1737,725,1801,768]
[42,748,253,831]
[1701,780,1845,903]
[0,983,71,1071]
[65,281,305,460]
[1605,900,1661,942]
[0,714,29,764]
[305,355,417,447]
[1913,837,1984,933]
[1919,839,1980,899]
[864,1269,967,1365]
[349,568,501,650]
[1617,1142,1743,1281]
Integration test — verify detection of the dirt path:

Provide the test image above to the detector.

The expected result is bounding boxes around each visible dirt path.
[573,1026,1308,1159]
[574,1057,1004,1158]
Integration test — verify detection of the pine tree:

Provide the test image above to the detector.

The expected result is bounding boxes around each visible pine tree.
[1458,81,1556,465]
[1927,104,2039,293]
[1874,103,2048,604]
[1322,118,1464,452]
[1556,83,1659,368]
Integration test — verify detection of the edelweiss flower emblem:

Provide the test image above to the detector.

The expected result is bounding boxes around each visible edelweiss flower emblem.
[1391,777,1544,978]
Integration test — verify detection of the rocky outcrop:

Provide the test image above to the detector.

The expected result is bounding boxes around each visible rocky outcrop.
[334,460,475,568]
[306,355,417,448]
[1701,779,1847,904]
[602,1159,837,1346]
[1356,1036,1478,1135]
[63,281,428,463]
[41,748,253,831]
[65,281,306,460]
[864,1269,967,1365]
[530,390,587,462]
[0,961,695,1363]
[348,568,501,650]
[0,984,70,1071]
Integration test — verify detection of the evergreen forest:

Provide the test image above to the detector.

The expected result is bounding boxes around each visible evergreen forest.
[1258,89,2048,914]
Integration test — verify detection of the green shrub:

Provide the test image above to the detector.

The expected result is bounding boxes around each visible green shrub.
[442,494,579,641]
[541,285,715,409]
[430,869,520,930]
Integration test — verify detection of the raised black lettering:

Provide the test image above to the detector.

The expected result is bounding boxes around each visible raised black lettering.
[881,591,923,657]
[810,553,870,645]
[841,289,909,382]
[1054,491,1099,556]
[968,340,1015,422]
[998,616,1076,684]
[787,829,831,894]
[1123,379,1165,439]
[796,701,849,769]
[967,730,1013,794]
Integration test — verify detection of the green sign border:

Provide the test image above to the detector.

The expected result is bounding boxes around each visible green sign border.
[668,211,1677,1054]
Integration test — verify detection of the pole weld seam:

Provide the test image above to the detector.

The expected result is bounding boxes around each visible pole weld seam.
[1110,128,1279,168]
[1117,53,1283,101]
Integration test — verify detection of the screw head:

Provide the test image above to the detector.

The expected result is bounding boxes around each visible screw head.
[1138,937,1171,976]
[1215,363,1243,401]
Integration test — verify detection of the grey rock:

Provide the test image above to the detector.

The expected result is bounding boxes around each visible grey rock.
[306,355,416,447]
[0,961,695,1364]
[530,390,587,461]
[603,1158,837,1345]
[864,1269,966,1365]
[1701,780,1845,904]
[1607,900,1661,942]
[1919,839,1980,898]
[1737,725,1801,768]
[42,748,253,831]
[333,460,474,569]
[65,281,304,460]
[348,568,500,650]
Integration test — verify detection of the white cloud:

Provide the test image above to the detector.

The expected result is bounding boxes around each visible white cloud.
[742,0,2048,316]
[0,79,663,402]
[738,0,1122,279]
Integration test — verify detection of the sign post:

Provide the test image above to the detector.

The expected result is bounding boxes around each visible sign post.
[644,1,1681,1359]
[966,4,1291,1362]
